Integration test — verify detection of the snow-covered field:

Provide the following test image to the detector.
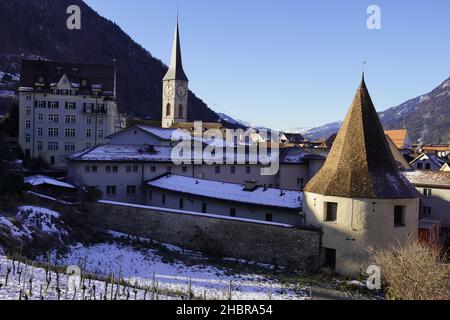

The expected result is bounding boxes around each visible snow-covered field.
[0,255,173,300]
[50,232,310,300]
[1,206,310,300]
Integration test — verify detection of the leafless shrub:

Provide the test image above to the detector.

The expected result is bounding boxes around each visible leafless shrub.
[371,241,449,300]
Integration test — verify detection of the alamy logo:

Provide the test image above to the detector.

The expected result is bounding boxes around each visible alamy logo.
[367,5,382,30]
[170,122,280,176]
[67,5,81,30]
[366,265,381,290]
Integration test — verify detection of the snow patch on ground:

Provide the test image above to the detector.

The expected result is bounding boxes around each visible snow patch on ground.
[51,239,309,300]
[0,215,32,241]
[16,206,68,237]
[0,255,173,300]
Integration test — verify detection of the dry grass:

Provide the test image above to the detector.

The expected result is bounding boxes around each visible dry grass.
[371,241,449,300]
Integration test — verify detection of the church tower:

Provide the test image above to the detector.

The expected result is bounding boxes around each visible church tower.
[162,19,189,128]
[303,74,420,275]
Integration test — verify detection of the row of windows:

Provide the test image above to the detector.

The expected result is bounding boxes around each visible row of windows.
[33,100,108,111]
[51,89,78,96]
[149,191,274,222]
[31,127,104,138]
[323,202,406,227]
[85,165,139,174]
[32,141,91,151]
[26,112,105,126]
[105,185,137,195]
[416,162,431,170]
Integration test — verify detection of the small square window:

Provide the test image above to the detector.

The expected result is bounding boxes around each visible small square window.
[215,166,220,174]
[394,206,405,227]
[202,203,207,213]
[230,208,236,217]
[179,198,184,210]
[325,202,338,222]
[265,213,273,222]
[230,166,236,174]
[423,188,432,197]
[150,166,156,173]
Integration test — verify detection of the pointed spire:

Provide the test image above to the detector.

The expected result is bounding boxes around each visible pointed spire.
[304,75,419,199]
[163,16,189,82]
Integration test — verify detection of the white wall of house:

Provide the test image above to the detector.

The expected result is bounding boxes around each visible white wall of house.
[415,185,450,231]
[303,192,419,275]
[67,159,323,204]
[145,188,302,226]
[19,88,120,169]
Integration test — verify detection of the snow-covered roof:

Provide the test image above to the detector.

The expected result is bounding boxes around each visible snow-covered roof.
[136,125,186,141]
[66,144,279,164]
[410,153,450,168]
[147,174,303,209]
[403,171,450,189]
[280,148,326,164]
[67,145,174,163]
[25,175,76,189]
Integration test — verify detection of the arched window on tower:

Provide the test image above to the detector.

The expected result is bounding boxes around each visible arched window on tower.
[178,104,183,118]
[166,103,171,116]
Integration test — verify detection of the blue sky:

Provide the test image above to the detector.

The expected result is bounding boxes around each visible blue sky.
[84,0,450,130]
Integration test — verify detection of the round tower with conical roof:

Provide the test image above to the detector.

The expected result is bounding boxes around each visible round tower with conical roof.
[303,75,420,275]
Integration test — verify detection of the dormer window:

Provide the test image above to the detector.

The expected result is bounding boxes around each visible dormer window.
[82,79,88,86]
[38,76,44,83]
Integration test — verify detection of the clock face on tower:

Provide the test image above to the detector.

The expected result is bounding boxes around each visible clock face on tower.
[164,82,174,98]
[176,83,188,99]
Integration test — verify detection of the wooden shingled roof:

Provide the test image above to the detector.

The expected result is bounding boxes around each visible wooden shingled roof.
[304,75,419,199]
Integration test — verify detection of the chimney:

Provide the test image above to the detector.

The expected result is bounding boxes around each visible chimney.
[243,180,258,192]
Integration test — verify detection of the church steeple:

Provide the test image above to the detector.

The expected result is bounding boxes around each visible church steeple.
[163,20,189,82]
[161,17,189,128]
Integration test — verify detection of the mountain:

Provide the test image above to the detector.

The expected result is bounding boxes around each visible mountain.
[217,113,251,130]
[300,77,450,144]
[0,0,218,122]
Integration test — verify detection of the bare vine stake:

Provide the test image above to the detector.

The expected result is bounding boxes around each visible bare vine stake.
[104,281,108,300]
[269,283,273,300]
[17,268,22,286]
[29,264,35,297]
[228,280,232,300]
[5,267,11,286]
[65,274,69,300]
[188,278,192,300]
[110,273,115,300]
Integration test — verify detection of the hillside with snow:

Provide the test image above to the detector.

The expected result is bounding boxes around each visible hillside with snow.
[0,206,312,300]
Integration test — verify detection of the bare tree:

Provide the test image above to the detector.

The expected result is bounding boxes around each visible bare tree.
[371,240,449,300]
